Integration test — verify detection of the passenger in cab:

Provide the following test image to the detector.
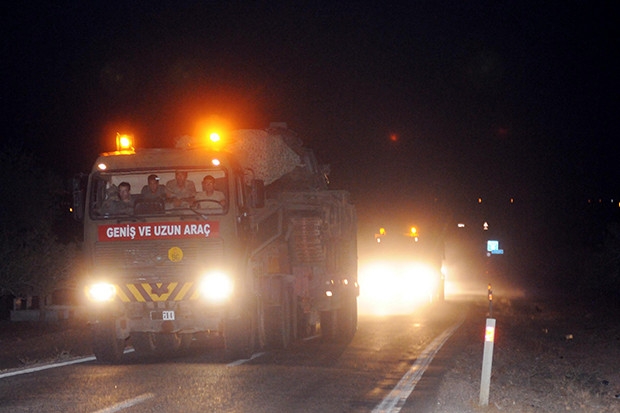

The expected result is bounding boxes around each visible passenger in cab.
[117,182,134,212]
[165,171,196,207]
[194,175,226,209]
[101,182,134,214]
[140,174,166,200]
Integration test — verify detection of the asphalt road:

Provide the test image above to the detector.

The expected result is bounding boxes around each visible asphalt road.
[0,301,476,413]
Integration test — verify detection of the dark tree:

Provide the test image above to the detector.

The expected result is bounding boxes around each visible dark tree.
[0,145,77,300]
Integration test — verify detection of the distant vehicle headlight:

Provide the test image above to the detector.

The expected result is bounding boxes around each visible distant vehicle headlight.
[199,271,234,304]
[402,263,437,297]
[86,282,117,302]
[359,260,438,313]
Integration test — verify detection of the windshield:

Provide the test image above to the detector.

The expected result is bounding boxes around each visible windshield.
[89,169,229,219]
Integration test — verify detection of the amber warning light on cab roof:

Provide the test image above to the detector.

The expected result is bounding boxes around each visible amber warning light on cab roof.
[116,133,135,153]
[209,132,221,143]
[199,130,223,149]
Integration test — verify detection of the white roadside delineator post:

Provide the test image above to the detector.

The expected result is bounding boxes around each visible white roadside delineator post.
[479,317,496,406]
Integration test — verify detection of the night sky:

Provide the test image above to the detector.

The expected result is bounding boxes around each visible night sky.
[3,1,617,235]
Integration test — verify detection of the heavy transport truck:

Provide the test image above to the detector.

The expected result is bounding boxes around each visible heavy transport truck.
[73,124,358,363]
[367,223,445,306]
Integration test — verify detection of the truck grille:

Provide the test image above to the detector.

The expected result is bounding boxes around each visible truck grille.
[93,239,224,279]
[116,281,198,302]
[93,239,223,302]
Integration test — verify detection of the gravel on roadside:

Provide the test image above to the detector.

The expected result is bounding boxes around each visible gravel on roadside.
[432,296,620,413]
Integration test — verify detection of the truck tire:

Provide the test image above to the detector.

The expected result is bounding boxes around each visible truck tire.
[92,320,125,364]
[265,286,292,349]
[153,333,181,354]
[320,310,337,343]
[131,332,156,356]
[338,295,358,340]
[224,315,252,360]
[321,295,357,343]
[179,333,194,351]
[296,304,315,340]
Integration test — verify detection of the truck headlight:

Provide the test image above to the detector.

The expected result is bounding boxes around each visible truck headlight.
[86,282,117,302]
[199,271,233,303]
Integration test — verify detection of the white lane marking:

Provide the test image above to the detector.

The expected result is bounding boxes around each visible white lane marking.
[372,316,465,413]
[226,351,265,367]
[0,356,97,379]
[0,348,134,379]
[91,392,155,413]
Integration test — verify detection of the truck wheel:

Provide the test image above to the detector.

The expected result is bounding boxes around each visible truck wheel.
[257,298,268,349]
[131,332,156,356]
[179,333,194,351]
[224,315,252,360]
[320,310,337,342]
[265,286,292,349]
[92,320,125,364]
[296,304,313,339]
[338,295,358,340]
[153,333,181,354]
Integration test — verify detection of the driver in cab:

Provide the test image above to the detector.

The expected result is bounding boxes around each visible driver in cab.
[193,175,226,209]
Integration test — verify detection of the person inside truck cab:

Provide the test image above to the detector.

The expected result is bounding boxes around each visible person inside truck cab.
[101,181,134,214]
[140,174,166,200]
[165,170,196,207]
[193,175,226,209]
[117,182,134,211]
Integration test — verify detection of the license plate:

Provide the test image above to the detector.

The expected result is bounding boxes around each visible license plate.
[151,310,175,321]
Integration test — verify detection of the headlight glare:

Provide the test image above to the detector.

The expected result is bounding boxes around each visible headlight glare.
[87,282,117,302]
[199,271,233,303]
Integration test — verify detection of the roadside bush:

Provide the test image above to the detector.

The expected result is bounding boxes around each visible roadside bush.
[581,222,620,298]
[0,145,77,300]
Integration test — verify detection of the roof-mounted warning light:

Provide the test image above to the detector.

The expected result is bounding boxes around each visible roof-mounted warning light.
[209,132,221,144]
[116,133,135,153]
[202,130,225,150]
[175,130,225,150]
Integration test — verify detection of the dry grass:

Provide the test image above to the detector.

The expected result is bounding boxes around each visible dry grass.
[0,318,92,370]
[433,296,620,412]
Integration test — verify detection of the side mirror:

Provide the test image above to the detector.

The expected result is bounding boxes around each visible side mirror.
[251,179,265,209]
[319,163,330,187]
[72,174,86,222]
